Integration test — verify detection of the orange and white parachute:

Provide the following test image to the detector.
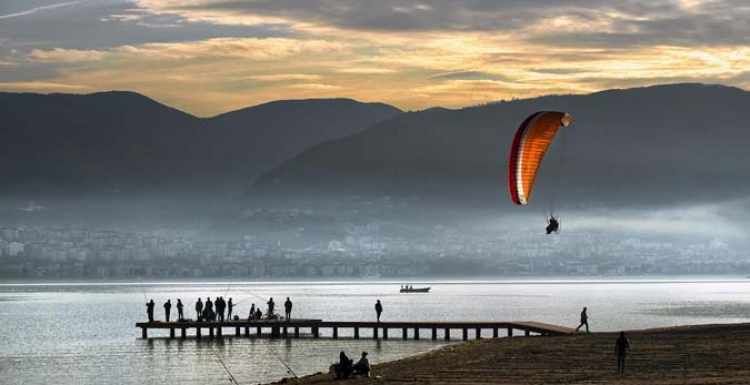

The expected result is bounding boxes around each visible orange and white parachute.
[508,111,571,205]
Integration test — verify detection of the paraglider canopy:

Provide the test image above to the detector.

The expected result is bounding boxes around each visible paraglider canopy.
[508,111,571,205]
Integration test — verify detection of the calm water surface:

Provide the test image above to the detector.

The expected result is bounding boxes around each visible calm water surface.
[1,278,749,385]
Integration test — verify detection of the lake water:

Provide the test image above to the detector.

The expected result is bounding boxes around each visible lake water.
[2,278,749,385]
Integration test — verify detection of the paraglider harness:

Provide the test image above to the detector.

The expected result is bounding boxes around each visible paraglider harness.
[546,216,560,234]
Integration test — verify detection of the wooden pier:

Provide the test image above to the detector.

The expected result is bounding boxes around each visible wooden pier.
[135,319,575,340]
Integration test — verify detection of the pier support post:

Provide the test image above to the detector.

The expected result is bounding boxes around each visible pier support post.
[432,328,437,340]
[141,327,147,339]
[383,328,388,340]
[236,327,241,337]
[507,328,513,338]
[257,326,262,336]
[181,328,186,340]
[283,326,288,337]
[217,327,222,338]
[476,328,481,339]
[333,327,338,339]
[313,327,319,338]
[245,326,249,337]
[414,328,420,340]
[373,328,379,340]
[272,326,280,338]
[462,328,468,341]
[294,327,299,338]
[444,328,450,341]
[525,330,530,336]
[402,328,407,340]
[354,327,359,339]
[169,328,175,339]
[209,327,214,339]
[196,327,201,340]
[493,328,498,338]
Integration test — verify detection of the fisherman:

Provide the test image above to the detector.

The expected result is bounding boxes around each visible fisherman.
[546,216,560,234]
[176,299,184,321]
[267,297,275,317]
[255,307,262,320]
[146,299,155,322]
[205,297,214,321]
[227,298,234,320]
[375,300,383,322]
[164,299,172,322]
[215,296,224,322]
[248,304,256,320]
[284,297,293,321]
[352,351,371,378]
[195,298,203,321]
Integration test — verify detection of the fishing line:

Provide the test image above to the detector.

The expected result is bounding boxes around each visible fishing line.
[209,345,241,385]
[262,341,299,379]
[137,277,148,303]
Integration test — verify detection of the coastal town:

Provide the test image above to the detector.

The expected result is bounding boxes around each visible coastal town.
[1,224,747,279]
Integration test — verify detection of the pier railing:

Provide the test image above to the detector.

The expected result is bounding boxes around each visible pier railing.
[135,319,575,340]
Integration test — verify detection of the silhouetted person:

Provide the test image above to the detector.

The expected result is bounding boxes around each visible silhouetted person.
[146,299,155,322]
[164,299,172,322]
[255,307,262,320]
[216,297,224,322]
[249,304,256,320]
[267,297,275,316]
[375,300,383,322]
[576,307,589,332]
[176,299,184,321]
[336,351,353,379]
[352,351,371,378]
[284,297,293,321]
[195,298,203,321]
[615,332,630,374]
[546,216,560,234]
[228,298,234,320]
[205,297,214,321]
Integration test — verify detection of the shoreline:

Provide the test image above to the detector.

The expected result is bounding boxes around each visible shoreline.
[267,322,750,384]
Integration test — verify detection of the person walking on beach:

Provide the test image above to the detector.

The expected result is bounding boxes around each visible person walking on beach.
[176,299,184,321]
[227,298,234,320]
[615,332,630,374]
[146,299,155,322]
[284,297,293,321]
[576,307,589,333]
[195,298,203,321]
[375,300,383,322]
[164,299,172,322]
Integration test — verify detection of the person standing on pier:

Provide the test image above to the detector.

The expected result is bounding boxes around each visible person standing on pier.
[205,297,214,321]
[176,299,184,321]
[267,297,275,317]
[195,298,203,321]
[375,300,383,322]
[576,307,589,333]
[164,299,172,322]
[219,297,227,321]
[228,298,234,320]
[615,331,630,374]
[249,304,256,320]
[284,297,293,321]
[146,299,155,322]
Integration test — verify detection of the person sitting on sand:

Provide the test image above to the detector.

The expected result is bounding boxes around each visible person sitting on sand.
[335,351,353,379]
[352,351,371,378]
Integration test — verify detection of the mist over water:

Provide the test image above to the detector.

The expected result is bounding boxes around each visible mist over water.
[2,279,749,385]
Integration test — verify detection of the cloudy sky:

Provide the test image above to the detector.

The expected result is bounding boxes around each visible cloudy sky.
[1,0,749,115]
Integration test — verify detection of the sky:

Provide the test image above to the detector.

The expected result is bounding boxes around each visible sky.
[1,0,750,116]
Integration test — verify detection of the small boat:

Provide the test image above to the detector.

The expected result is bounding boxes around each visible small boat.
[400,286,430,293]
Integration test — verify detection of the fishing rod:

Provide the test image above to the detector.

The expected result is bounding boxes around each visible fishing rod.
[137,277,148,303]
[209,345,241,384]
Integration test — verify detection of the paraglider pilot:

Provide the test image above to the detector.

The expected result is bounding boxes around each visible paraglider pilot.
[546,216,560,234]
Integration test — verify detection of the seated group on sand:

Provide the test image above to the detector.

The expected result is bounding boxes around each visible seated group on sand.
[332,351,371,379]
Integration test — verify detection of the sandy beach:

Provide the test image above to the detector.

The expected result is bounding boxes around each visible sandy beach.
[272,323,750,385]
